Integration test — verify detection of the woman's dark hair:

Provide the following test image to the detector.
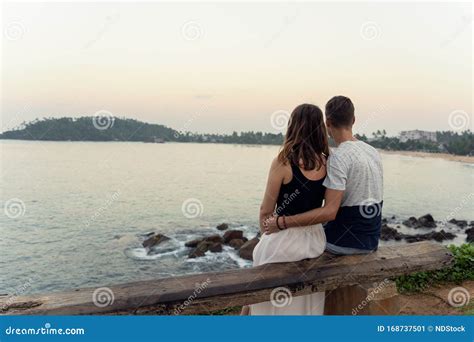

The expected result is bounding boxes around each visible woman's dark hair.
[278,104,329,170]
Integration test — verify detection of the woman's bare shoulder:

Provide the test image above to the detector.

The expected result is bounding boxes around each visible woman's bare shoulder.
[270,156,292,182]
[270,156,289,170]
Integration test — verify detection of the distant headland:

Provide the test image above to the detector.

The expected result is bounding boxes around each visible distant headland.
[1,117,472,157]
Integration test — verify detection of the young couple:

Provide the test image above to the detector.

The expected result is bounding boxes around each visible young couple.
[242,95,384,315]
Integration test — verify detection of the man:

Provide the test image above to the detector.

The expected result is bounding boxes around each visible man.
[265,95,383,255]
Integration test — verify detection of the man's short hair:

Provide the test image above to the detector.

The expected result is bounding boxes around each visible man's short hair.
[325,96,355,128]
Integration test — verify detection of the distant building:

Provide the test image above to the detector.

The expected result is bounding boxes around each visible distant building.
[399,130,437,143]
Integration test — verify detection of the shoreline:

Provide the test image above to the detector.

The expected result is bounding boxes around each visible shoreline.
[378,149,474,164]
[1,139,473,164]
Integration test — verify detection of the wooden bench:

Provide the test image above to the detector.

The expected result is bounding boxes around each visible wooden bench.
[0,241,453,315]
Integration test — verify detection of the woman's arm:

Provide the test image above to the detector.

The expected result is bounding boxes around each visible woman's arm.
[263,188,344,234]
[259,158,285,233]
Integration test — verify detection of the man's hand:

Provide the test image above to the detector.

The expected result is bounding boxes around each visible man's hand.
[263,215,280,235]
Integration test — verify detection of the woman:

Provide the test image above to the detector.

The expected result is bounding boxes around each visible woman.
[242,103,329,315]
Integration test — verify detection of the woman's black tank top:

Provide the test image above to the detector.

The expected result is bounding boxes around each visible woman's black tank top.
[275,162,326,216]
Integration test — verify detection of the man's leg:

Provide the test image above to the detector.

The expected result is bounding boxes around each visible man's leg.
[325,242,373,255]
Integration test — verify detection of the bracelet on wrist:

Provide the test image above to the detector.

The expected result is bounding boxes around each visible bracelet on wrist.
[276,215,283,230]
[282,215,288,229]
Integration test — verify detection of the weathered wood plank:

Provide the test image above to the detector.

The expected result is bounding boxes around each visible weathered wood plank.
[1,242,452,315]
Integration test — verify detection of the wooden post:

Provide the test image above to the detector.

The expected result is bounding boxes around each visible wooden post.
[324,280,400,315]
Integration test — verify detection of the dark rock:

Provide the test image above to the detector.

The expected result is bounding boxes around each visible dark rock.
[239,238,259,261]
[380,224,403,241]
[185,235,223,248]
[381,223,456,243]
[430,230,456,242]
[391,215,396,220]
[465,227,474,243]
[223,230,244,244]
[448,218,468,228]
[185,238,203,248]
[142,233,170,248]
[188,241,213,258]
[382,218,388,224]
[188,248,205,258]
[404,230,456,243]
[418,214,436,228]
[216,223,229,231]
[209,242,223,253]
[403,214,436,228]
[229,239,245,249]
[403,216,419,228]
[204,235,224,243]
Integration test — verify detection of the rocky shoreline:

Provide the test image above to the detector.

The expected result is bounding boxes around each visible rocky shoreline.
[381,214,474,244]
[142,223,260,261]
[138,214,473,264]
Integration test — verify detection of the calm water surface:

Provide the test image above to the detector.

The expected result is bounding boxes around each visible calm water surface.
[1,141,473,294]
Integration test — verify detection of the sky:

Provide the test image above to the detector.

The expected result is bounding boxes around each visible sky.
[1,1,473,136]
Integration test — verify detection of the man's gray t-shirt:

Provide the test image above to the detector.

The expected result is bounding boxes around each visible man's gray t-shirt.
[323,140,384,250]
[323,140,383,206]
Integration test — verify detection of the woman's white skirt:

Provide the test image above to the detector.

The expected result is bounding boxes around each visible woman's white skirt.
[250,224,326,315]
